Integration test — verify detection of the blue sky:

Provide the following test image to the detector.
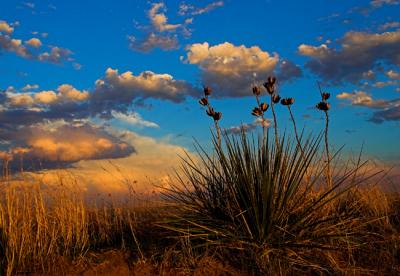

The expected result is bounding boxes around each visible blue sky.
[0,0,399,176]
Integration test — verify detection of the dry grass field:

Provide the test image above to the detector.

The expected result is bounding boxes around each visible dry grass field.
[0,135,399,275]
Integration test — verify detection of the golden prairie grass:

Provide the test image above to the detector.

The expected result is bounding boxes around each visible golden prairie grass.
[0,175,147,275]
[0,172,399,275]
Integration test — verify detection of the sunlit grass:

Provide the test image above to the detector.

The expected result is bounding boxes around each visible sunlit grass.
[0,152,399,274]
[0,177,146,275]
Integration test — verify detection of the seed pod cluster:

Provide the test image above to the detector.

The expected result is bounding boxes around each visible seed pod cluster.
[272,94,281,104]
[317,90,331,111]
[316,102,330,111]
[263,76,276,95]
[199,86,222,121]
[252,107,262,117]
[251,85,270,117]
[204,86,212,96]
[322,92,330,101]
[199,97,208,106]
[260,102,269,112]
[252,86,261,96]
[281,98,295,106]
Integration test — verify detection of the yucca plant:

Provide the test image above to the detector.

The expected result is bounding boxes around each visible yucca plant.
[163,129,378,273]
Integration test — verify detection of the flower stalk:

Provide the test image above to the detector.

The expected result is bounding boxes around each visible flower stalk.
[317,82,332,188]
[263,77,280,148]
[251,86,269,140]
[281,97,304,157]
[199,86,222,148]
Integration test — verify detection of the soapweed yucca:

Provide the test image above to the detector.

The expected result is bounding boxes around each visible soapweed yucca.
[164,129,376,272]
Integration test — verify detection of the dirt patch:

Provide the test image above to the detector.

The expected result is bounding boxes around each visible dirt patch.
[30,250,244,275]
[81,251,131,276]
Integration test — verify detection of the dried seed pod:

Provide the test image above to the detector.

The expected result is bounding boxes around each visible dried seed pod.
[263,76,277,94]
[263,82,274,94]
[252,107,262,117]
[281,97,295,106]
[199,97,208,106]
[213,112,222,121]
[252,86,261,96]
[272,94,281,104]
[206,107,215,117]
[204,86,212,96]
[260,102,269,112]
[316,101,330,111]
[268,76,276,85]
[322,92,330,101]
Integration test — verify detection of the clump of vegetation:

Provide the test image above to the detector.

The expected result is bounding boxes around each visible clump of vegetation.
[163,77,399,274]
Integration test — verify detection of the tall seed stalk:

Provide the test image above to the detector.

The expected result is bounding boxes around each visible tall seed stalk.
[317,82,332,188]
[270,96,279,147]
[287,104,304,157]
[251,86,269,143]
[280,97,305,158]
[263,77,280,148]
[199,87,222,148]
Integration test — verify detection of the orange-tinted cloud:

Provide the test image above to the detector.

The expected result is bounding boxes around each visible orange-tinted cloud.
[6,84,89,108]
[0,20,14,33]
[185,42,279,97]
[129,2,193,52]
[17,129,195,198]
[25,37,42,48]
[0,19,74,64]
[0,121,134,169]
